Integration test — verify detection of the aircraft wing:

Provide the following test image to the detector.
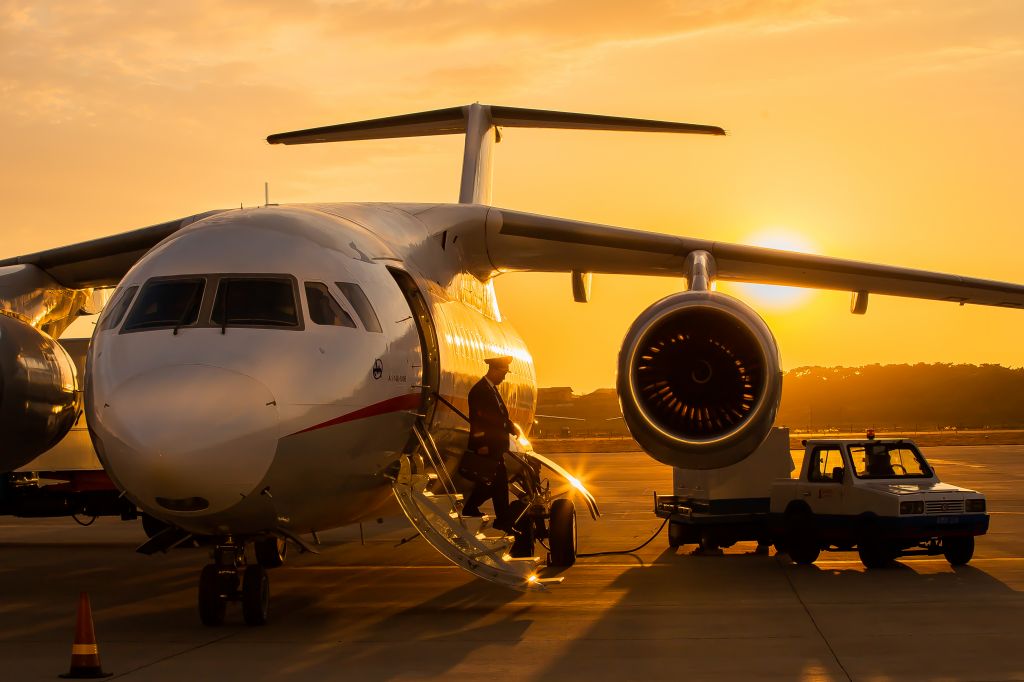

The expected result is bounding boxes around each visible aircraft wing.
[0,210,227,289]
[485,208,1024,309]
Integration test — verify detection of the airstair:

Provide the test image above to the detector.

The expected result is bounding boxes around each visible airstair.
[391,420,559,591]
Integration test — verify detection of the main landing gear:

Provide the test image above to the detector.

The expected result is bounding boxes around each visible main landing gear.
[198,538,282,626]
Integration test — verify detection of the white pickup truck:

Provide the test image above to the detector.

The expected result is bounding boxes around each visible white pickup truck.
[656,430,989,568]
[770,436,988,567]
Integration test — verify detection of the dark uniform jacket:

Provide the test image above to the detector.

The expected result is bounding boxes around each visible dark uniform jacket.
[468,377,516,458]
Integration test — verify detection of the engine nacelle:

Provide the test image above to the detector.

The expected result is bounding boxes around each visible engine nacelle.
[617,291,782,470]
[0,315,81,473]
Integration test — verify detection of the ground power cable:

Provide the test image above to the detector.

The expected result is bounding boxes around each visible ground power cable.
[569,517,668,558]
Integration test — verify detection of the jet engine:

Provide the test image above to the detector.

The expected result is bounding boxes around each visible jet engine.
[0,314,81,473]
[617,291,782,470]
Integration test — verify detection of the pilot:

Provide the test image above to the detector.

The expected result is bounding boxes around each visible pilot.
[461,355,518,532]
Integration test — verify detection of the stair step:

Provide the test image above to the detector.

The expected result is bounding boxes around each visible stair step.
[451,512,492,527]
[423,491,464,502]
[467,544,512,560]
[392,449,554,592]
[533,577,565,586]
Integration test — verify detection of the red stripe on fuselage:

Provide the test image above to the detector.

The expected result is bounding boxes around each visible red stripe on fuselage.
[289,393,422,436]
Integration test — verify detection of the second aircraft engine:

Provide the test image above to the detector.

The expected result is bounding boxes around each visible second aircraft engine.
[617,291,782,470]
[0,314,81,473]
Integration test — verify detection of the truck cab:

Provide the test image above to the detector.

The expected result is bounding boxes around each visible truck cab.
[770,435,989,568]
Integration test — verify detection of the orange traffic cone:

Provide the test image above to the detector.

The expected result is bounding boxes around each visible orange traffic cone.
[59,592,112,679]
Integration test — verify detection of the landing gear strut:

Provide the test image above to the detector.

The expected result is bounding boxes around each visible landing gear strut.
[197,540,271,626]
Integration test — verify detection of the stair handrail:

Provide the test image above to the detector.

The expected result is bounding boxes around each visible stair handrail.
[412,420,464,521]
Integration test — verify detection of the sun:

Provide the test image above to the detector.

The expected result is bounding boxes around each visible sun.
[729,228,817,310]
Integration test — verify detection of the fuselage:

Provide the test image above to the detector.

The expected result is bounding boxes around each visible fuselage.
[86,204,536,536]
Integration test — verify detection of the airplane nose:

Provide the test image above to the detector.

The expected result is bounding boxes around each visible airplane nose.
[99,364,279,517]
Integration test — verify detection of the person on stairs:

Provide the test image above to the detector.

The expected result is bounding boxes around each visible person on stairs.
[461,355,517,533]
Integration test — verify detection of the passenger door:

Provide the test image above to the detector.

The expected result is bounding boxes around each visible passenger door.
[802,445,846,517]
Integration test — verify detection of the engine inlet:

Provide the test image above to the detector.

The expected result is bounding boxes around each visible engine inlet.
[635,308,764,440]
[617,291,782,469]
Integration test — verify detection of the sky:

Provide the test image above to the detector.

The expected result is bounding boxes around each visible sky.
[2,0,1022,392]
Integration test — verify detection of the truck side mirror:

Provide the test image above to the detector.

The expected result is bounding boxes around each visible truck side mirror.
[832,467,845,483]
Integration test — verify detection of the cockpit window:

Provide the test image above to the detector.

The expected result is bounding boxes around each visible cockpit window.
[123,279,204,331]
[99,285,139,331]
[305,283,356,327]
[336,282,382,333]
[212,278,299,328]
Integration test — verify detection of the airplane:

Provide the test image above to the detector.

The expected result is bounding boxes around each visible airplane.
[2,103,1023,626]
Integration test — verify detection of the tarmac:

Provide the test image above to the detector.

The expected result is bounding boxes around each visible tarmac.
[1,445,1022,681]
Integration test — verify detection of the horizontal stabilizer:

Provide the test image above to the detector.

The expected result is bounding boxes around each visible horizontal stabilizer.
[266,104,724,146]
[489,105,725,135]
[268,104,724,204]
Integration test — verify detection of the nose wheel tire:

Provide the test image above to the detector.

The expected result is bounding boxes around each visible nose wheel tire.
[198,565,227,627]
[242,565,270,626]
[197,541,273,626]
[255,537,288,568]
[548,498,577,567]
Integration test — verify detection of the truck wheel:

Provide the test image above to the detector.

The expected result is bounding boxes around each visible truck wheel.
[858,541,895,569]
[668,520,684,549]
[943,536,974,566]
[698,534,722,554]
[548,499,576,567]
[785,507,819,565]
[788,538,820,565]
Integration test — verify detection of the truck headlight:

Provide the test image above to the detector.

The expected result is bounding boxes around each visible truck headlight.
[900,501,924,515]
[966,499,986,513]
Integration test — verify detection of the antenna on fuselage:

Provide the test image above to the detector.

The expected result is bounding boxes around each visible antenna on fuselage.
[266,104,725,206]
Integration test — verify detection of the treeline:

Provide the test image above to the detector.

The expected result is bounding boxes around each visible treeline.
[537,364,1024,435]
[777,364,1024,430]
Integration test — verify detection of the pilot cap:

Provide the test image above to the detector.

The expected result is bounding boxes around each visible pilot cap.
[484,355,513,369]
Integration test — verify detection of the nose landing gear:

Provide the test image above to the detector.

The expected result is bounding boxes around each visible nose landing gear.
[197,540,272,626]
[506,458,579,568]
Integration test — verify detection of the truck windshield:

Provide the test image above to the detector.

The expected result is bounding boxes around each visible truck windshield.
[850,443,932,479]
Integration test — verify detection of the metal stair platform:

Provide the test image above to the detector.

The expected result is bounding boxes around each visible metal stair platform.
[390,422,557,591]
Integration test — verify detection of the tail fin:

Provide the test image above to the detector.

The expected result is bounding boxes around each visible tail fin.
[267,104,725,205]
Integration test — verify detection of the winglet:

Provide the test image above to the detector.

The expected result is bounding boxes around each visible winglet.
[267,104,724,205]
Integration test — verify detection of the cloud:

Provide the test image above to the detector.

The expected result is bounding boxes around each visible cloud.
[0,0,833,125]
[895,40,1024,75]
